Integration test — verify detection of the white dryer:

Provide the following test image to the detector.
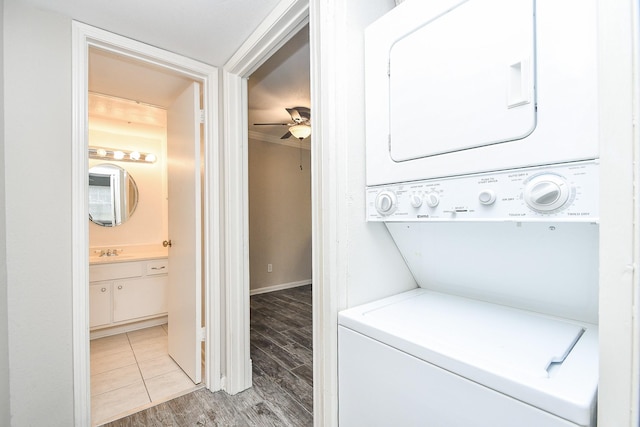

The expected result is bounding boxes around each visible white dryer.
[365,0,598,185]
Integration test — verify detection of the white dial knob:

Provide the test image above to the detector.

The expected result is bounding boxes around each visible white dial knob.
[410,194,423,208]
[478,189,496,205]
[375,190,397,215]
[425,192,440,208]
[524,174,571,212]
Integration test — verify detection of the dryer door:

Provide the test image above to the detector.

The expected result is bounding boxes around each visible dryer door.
[366,0,598,185]
[389,0,535,161]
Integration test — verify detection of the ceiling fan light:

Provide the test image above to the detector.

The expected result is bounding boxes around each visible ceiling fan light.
[289,124,311,140]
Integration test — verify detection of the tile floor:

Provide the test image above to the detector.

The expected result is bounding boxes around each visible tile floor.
[90,324,200,426]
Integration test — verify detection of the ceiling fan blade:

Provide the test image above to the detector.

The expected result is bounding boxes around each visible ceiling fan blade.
[253,122,290,126]
[287,106,311,122]
[286,108,302,123]
[280,131,292,139]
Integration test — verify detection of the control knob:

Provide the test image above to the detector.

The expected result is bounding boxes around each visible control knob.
[523,174,571,212]
[478,189,496,205]
[409,194,423,208]
[425,192,440,208]
[375,190,398,215]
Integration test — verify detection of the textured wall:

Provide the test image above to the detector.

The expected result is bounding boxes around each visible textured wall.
[4,0,74,424]
[248,139,311,292]
[0,0,11,424]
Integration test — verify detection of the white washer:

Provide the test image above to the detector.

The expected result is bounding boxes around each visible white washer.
[347,0,601,424]
[338,289,598,427]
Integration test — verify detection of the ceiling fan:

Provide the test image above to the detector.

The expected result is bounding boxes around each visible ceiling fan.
[253,106,311,139]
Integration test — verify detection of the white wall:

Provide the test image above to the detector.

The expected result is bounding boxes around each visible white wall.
[4,0,74,424]
[248,138,311,292]
[342,0,415,308]
[596,0,639,424]
[0,0,11,423]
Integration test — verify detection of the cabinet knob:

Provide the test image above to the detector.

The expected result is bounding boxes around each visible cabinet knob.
[117,285,123,290]
[101,287,107,293]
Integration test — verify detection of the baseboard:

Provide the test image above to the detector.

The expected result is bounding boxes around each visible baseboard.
[90,316,168,340]
[250,280,312,296]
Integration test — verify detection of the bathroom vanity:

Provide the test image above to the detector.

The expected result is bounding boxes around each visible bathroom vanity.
[89,256,168,337]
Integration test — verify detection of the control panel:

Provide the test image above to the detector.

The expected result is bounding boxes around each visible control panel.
[366,161,599,222]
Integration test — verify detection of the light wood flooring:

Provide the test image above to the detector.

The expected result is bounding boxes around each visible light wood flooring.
[101,284,313,426]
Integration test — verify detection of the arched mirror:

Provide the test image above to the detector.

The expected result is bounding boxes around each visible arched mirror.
[88,164,139,227]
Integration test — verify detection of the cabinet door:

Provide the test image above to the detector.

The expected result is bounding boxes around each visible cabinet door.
[112,276,168,323]
[89,283,112,328]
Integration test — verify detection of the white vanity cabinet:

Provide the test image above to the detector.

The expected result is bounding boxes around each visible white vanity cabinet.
[89,258,169,330]
[89,284,112,327]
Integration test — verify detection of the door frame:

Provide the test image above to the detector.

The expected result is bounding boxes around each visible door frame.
[221,0,310,394]
[71,22,221,426]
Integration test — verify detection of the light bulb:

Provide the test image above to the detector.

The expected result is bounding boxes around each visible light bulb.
[130,151,141,161]
[145,153,157,163]
[96,148,107,157]
[113,151,125,160]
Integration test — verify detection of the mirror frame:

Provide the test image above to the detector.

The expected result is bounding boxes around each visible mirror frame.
[88,163,139,227]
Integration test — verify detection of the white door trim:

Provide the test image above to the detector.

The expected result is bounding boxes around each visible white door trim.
[71,22,221,426]
[221,0,309,395]
[307,2,346,425]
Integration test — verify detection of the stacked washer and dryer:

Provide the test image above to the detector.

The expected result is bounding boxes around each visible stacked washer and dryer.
[338,0,600,426]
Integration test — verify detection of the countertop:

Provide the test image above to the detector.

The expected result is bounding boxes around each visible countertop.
[89,252,168,265]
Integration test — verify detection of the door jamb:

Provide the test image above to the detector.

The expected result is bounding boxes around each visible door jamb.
[71,22,221,426]
[221,0,309,395]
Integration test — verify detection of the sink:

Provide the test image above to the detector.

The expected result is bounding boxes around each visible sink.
[89,252,167,264]
[90,254,135,263]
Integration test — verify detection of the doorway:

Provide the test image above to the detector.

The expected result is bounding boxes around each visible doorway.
[247,24,312,415]
[87,51,203,423]
[72,22,222,427]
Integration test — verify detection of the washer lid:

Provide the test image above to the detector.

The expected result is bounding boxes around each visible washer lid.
[356,290,582,378]
[338,289,598,425]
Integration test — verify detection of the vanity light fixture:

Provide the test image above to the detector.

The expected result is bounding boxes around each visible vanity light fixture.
[89,146,157,163]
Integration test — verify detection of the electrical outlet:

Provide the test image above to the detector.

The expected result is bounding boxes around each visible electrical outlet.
[267,264,273,273]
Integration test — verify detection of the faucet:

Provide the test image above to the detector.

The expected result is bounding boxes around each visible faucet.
[97,248,120,257]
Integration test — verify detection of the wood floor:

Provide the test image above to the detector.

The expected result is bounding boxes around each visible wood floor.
[102,284,313,426]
